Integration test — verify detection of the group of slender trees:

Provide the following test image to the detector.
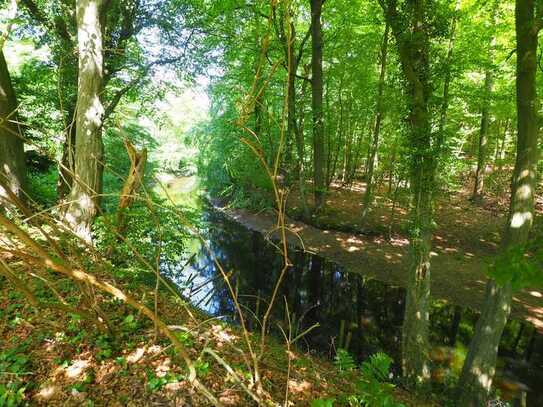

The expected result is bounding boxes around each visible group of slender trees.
[201,0,541,404]
[0,0,541,404]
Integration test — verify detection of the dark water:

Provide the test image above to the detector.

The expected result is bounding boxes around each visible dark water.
[164,207,543,405]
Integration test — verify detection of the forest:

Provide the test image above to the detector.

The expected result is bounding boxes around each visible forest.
[0,0,542,405]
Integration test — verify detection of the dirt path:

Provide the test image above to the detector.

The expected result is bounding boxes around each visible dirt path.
[215,202,543,333]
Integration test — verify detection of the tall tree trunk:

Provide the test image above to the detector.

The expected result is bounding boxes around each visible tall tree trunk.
[457,0,540,404]
[362,23,389,220]
[435,0,461,155]
[472,72,494,199]
[0,50,26,202]
[64,0,105,241]
[497,118,510,174]
[286,21,311,219]
[310,0,325,210]
[381,0,435,385]
[472,6,497,200]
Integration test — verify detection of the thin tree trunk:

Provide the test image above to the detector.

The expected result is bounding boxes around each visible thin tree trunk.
[0,50,26,203]
[64,0,105,241]
[457,0,540,404]
[347,120,369,185]
[57,107,77,199]
[448,306,462,346]
[289,30,311,219]
[472,68,494,199]
[327,92,345,188]
[436,0,461,153]
[362,23,389,219]
[472,6,497,200]
[498,118,509,170]
[310,0,325,210]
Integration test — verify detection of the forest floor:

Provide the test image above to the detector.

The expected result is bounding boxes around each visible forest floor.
[0,257,434,406]
[217,180,543,332]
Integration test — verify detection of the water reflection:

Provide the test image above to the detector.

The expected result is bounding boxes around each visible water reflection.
[163,208,543,405]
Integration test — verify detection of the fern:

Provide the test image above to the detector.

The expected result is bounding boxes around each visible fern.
[331,351,405,407]
[357,353,405,407]
[334,348,356,372]
[360,352,393,382]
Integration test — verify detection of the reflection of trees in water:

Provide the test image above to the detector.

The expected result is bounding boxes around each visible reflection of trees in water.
[174,209,543,402]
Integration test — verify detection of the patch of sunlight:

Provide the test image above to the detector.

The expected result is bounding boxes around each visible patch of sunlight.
[518,169,535,180]
[155,358,172,376]
[84,96,104,126]
[127,347,145,364]
[347,246,360,253]
[165,381,186,392]
[147,345,163,355]
[2,163,12,174]
[218,389,242,406]
[477,372,492,391]
[526,316,543,331]
[390,237,409,246]
[511,211,533,228]
[36,384,60,401]
[288,379,312,393]
[430,251,438,257]
[211,324,237,347]
[529,291,543,298]
[65,359,90,379]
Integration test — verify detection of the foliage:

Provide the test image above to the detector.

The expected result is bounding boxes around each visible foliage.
[311,398,336,407]
[325,350,405,407]
[334,348,357,372]
[27,167,58,209]
[488,244,543,291]
[145,369,183,392]
[354,353,403,407]
[0,340,32,406]
[94,201,189,268]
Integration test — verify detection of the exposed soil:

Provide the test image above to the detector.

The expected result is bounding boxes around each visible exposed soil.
[215,180,543,332]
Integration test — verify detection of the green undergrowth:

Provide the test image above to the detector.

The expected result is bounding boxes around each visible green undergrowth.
[0,254,436,406]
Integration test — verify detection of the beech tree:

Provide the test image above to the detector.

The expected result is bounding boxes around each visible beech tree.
[378,0,442,384]
[0,50,26,201]
[456,0,542,404]
[310,0,325,209]
[361,23,389,219]
[472,3,498,201]
[63,0,105,240]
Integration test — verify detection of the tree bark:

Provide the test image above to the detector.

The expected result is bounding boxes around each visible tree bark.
[0,50,26,202]
[457,0,541,404]
[362,23,389,220]
[310,0,325,210]
[380,0,435,385]
[279,13,311,219]
[472,68,493,200]
[57,106,77,199]
[63,0,105,241]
